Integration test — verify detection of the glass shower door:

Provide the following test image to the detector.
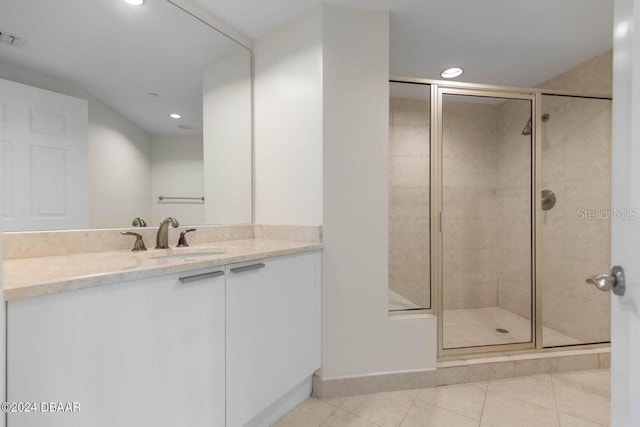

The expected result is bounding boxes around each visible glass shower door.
[540,94,612,347]
[440,90,534,351]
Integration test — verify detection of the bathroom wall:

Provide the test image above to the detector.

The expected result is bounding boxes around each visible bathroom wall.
[254,4,437,379]
[150,135,204,226]
[0,64,153,229]
[253,8,323,226]
[389,97,430,309]
[202,49,253,225]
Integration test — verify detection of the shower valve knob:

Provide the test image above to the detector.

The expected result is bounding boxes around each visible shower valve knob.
[585,266,625,296]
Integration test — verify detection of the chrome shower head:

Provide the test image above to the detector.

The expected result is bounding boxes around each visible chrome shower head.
[521,118,532,136]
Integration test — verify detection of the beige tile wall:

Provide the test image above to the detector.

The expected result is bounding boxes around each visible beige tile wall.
[494,99,534,320]
[389,97,431,308]
[442,100,503,310]
[538,50,612,345]
[539,95,611,343]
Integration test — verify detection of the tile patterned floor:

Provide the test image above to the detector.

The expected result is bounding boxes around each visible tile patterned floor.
[274,369,610,427]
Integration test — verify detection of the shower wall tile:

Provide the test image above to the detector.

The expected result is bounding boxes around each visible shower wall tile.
[392,156,430,188]
[538,50,612,95]
[390,250,428,283]
[495,98,533,323]
[389,97,431,309]
[540,95,612,347]
[443,188,479,219]
[390,188,429,219]
[543,292,610,343]
[443,280,498,309]
[442,101,502,313]
[391,125,429,157]
[391,97,429,126]
[497,280,531,320]
[390,217,429,250]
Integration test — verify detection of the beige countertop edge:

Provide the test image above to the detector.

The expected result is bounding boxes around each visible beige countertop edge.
[4,243,323,301]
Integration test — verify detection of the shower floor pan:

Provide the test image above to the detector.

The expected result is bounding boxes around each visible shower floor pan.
[443,307,584,349]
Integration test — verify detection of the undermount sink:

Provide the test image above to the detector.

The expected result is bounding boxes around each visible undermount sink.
[150,251,226,260]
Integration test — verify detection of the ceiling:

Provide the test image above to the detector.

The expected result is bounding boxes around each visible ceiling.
[0,0,247,136]
[193,0,613,88]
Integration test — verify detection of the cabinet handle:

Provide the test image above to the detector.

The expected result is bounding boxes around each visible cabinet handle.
[179,270,224,283]
[230,263,266,274]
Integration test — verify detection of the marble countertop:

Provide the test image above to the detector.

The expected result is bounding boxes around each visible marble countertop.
[4,239,323,300]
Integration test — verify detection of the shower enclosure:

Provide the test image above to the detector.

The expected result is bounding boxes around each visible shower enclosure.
[388,80,612,356]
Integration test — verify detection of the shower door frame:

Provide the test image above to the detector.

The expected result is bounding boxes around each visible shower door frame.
[435,86,538,357]
[391,76,613,358]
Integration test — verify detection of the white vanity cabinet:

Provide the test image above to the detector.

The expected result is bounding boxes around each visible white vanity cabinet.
[225,252,321,427]
[7,268,227,427]
[6,250,321,427]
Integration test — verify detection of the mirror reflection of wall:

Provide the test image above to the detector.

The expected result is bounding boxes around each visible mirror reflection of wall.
[0,0,252,231]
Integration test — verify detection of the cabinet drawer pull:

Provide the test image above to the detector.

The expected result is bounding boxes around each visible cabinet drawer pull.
[230,263,266,274]
[179,270,224,283]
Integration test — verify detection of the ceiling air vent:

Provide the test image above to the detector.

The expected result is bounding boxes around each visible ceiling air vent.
[0,31,26,48]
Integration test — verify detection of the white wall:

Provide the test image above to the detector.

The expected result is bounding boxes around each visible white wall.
[321,5,436,378]
[203,48,252,224]
[151,134,204,226]
[254,5,437,379]
[89,101,151,228]
[0,64,152,229]
[253,7,323,226]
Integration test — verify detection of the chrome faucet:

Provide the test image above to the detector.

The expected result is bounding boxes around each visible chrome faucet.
[156,217,180,249]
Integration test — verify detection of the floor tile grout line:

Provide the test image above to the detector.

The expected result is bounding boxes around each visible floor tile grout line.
[397,390,420,427]
[318,403,339,427]
[549,373,563,426]
[412,385,487,422]
[330,397,391,427]
[550,375,612,426]
[479,380,490,426]
[486,375,561,413]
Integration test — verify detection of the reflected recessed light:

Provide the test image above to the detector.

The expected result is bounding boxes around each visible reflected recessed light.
[123,0,144,5]
[169,113,181,119]
[441,67,464,79]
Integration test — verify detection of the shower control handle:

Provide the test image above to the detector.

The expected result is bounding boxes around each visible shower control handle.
[585,266,625,296]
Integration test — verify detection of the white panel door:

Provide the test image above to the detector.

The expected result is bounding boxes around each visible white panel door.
[0,78,88,230]
[7,268,226,427]
[612,0,640,425]
[226,253,317,427]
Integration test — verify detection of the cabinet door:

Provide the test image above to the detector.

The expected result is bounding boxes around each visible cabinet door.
[7,269,226,427]
[226,253,317,427]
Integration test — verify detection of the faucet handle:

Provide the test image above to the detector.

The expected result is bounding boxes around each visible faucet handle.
[131,217,147,227]
[121,232,147,252]
[177,229,196,247]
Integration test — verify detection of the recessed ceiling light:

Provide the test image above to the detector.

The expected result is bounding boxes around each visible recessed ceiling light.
[441,67,464,79]
[123,0,144,5]
[169,113,181,119]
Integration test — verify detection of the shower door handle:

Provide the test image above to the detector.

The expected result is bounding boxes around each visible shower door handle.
[585,266,625,296]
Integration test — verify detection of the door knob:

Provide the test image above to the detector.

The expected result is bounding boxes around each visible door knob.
[585,266,625,296]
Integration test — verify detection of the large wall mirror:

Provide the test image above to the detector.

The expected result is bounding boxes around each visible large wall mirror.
[0,0,252,231]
